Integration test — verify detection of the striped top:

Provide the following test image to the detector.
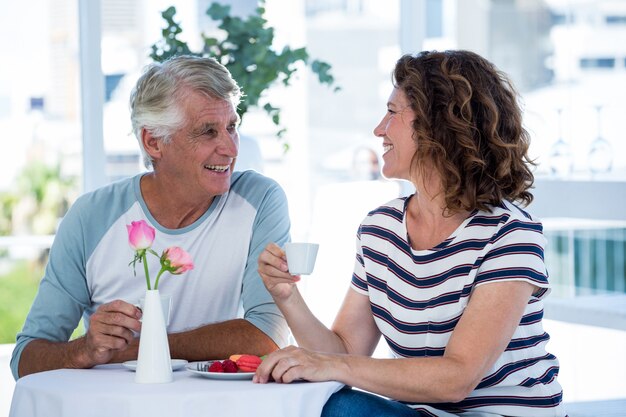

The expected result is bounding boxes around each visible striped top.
[351,197,566,417]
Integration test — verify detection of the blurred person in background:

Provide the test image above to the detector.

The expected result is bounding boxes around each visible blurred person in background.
[351,146,381,181]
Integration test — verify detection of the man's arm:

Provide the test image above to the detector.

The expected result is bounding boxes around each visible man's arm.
[10,199,90,379]
[17,300,142,377]
[238,177,291,348]
[18,339,91,377]
[11,188,143,379]
[112,318,278,363]
[169,319,278,358]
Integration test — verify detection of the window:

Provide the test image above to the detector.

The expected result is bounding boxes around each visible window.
[0,0,81,241]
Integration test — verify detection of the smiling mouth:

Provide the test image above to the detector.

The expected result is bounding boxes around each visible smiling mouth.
[383,144,394,154]
[204,164,230,173]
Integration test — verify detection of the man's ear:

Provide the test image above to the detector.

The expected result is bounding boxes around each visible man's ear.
[141,129,163,161]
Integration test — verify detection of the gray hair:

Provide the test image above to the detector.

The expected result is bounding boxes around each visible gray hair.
[130,55,242,168]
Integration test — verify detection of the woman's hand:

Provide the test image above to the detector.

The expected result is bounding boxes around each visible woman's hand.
[253,345,340,384]
[257,243,300,301]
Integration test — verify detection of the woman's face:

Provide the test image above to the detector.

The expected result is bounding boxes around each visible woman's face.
[373,87,418,181]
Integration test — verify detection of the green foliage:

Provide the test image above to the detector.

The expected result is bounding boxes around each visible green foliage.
[0,261,42,343]
[0,260,84,343]
[0,161,76,237]
[17,163,68,207]
[0,193,18,237]
[150,2,338,146]
[0,160,79,345]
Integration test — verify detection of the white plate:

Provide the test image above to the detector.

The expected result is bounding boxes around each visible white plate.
[186,361,255,380]
[122,359,188,372]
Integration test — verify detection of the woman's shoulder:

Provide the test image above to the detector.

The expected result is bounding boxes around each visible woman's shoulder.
[484,200,542,226]
[470,201,545,243]
[362,196,408,224]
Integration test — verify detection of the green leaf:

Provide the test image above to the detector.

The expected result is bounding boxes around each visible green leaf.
[162,6,177,20]
[207,2,230,21]
[311,59,336,86]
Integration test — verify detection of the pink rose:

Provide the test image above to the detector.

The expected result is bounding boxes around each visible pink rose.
[162,247,194,274]
[127,220,193,290]
[126,220,155,251]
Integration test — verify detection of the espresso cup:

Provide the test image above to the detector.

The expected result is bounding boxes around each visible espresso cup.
[284,242,319,275]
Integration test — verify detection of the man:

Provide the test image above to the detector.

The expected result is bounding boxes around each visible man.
[11,55,290,379]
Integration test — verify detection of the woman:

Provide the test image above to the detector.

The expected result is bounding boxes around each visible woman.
[255,50,566,417]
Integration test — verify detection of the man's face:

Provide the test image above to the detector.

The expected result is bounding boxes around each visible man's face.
[156,91,240,199]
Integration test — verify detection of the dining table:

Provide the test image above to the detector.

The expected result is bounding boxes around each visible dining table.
[9,362,344,417]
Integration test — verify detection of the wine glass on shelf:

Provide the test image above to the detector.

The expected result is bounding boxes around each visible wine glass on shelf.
[587,105,613,176]
[548,108,573,178]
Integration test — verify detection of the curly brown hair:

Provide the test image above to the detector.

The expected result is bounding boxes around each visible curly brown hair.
[393,50,535,213]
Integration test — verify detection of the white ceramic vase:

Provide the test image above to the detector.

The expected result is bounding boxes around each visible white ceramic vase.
[135,289,173,384]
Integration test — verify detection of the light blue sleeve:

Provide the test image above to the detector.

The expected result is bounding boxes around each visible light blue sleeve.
[10,177,137,380]
[10,196,92,380]
[234,172,291,347]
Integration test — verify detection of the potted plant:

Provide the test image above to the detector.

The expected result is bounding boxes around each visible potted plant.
[150,1,338,151]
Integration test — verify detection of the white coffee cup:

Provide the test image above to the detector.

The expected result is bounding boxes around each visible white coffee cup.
[284,242,319,275]
[137,293,171,326]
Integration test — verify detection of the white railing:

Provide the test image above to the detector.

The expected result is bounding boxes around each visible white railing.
[0,235,54,249]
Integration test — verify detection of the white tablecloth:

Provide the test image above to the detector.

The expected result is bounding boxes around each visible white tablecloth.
[9,364,344,417]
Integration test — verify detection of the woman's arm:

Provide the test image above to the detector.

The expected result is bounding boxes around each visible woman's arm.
[339,280,535,402]
[256,280,535,404]
[257,244,381,355]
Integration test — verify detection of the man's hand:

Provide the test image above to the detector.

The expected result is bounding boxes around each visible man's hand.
[78,300,142,367]
[18,299,142,378]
